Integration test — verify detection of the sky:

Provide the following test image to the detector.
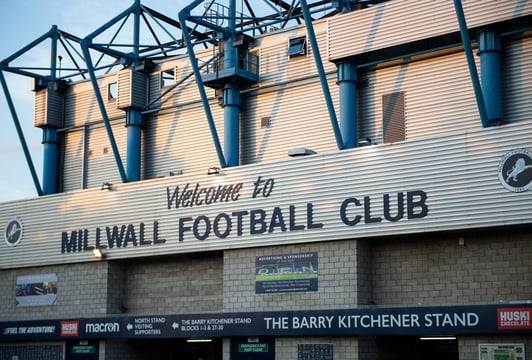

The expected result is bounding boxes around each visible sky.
[0,0,190,202]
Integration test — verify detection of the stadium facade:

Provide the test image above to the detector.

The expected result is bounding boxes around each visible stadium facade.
[0,0,531,359]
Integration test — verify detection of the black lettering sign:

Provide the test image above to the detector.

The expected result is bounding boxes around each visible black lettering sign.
[167,182,243,210]
[340,191,428,226]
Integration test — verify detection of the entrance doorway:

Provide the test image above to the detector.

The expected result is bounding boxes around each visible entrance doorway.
[376,336,458,360]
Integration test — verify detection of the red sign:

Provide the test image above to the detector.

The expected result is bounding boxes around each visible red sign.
[497,308,532,330]
[60,321,79,337]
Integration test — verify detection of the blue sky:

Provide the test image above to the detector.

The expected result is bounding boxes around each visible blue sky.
[0,0,189,202]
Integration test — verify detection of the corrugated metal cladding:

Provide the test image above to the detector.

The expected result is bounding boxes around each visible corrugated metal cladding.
[0,121,531,269]
[357,50,482,143]
[117,68,146,109]
[382,91,405,143]
[85,124,127,189]
[61,129,85,191]
[241,78,339,164]
[61,117,127,193]
[147,53,217,108]
[61,122,126,192]
[63,74,123,128]
[503,34,532,122]
[33,87,63,128]
[60,74,128,192]
[57,20,529,194]
[62,39,529,192]
[257,22,334,85]
[142,101,224,179]
[327,0,532,61]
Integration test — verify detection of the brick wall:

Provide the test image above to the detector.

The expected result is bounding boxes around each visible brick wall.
[459,335,532,360]
[123,253,223,314]
[0,343,63,360]
[371,229,532,305]
[223,240,366,312]
[0,252,225,321]
[275,336,358,360]
[0,262,109,321]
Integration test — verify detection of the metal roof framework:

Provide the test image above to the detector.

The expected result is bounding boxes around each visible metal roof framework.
[0,0,491,197]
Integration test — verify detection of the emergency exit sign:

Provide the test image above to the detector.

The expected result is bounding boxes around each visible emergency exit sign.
[72,345,95,354]
[239,343,269,352]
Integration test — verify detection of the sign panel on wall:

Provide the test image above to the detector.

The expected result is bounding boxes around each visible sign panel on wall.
[479,344,525,360]
[298,344,333,360]
[16,273,58,307]
[256,252,318,294]
[1,304,531,341]
[0,127,531,269]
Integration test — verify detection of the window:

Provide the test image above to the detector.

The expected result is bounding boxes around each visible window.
[107,82,117,101]
[288,37,307,58]
[382,91,405,143]
[160,68,175,88]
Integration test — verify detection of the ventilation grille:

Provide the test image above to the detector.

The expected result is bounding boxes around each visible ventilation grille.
[382,91,405,143]
[261,116,271,128]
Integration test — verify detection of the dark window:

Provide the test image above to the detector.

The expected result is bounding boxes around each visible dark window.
[160,68,175,88]
[288,37,307,58]
[382,91,405,143]
[108,82,117,101]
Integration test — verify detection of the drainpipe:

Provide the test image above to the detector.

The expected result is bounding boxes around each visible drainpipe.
[42,127,59,195]
[42,27,60,195]
[125,2,143,181]
[477,30,503,125]
[126,109,142,181]
[337,61,358,148]
[223,0,240,167]
[223,82,240,167]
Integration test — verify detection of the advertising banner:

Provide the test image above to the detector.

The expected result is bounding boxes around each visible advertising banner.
[256,252,318,294]
[0,304,531,341]
[15,273,58,307]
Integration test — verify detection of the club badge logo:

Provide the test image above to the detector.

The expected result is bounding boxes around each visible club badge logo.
[4,217,23,247]
[498,148,532,193]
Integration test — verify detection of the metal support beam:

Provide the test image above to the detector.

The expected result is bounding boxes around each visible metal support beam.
[0,71,43,196]
[80,38,129,183]
[179,4,227,169]
[453,0,491,128]
[300,0,344,150]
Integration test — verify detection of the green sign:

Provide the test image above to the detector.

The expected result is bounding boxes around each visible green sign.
[72,346,96,354]
[239,343,269,353]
